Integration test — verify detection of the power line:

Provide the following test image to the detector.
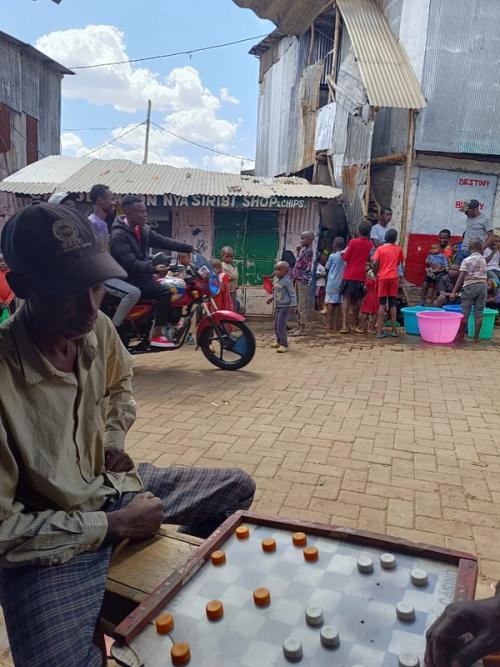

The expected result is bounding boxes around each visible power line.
[79,122,145,157]
[63,127,117,131]
[151,121,255,162]
[69,34,268,70]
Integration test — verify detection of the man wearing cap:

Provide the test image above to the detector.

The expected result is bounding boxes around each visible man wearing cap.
[456,199,494,263]
[0,203,255,666]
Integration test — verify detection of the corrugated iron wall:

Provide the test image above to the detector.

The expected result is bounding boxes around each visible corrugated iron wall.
[0,37,62,174]
[416,0,500,155]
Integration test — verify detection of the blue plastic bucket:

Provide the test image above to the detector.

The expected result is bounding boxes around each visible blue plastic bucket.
[401,306,442,335]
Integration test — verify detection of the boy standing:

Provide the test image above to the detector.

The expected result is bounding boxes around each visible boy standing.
[341,221,373,333]
[324,237,345,333]
[268,261,297,353]
[450,239,488,342]
[372,228,405,338]
[292,231,314,334]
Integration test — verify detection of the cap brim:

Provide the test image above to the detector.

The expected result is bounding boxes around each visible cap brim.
[34,250,127,297]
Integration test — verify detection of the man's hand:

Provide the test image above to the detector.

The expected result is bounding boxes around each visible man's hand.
[267,297,273,305]
[449,291,457,302]
[425,595,500,667]
[106,492,163,541]
[104,447,134,473]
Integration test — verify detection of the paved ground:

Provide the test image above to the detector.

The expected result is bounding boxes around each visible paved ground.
[1,322,499,664]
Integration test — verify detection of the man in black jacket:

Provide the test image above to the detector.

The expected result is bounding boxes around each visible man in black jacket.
[110,195,193,348]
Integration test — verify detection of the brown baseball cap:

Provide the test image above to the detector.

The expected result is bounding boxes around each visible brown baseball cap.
[1,202,126,296]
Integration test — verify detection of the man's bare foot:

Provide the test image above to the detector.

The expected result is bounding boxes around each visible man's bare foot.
[474,337,481,344]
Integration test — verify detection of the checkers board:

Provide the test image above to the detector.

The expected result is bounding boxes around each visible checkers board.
[112,512,478,667]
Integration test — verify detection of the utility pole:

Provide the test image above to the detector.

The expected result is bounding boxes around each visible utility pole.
[143,99,152,164]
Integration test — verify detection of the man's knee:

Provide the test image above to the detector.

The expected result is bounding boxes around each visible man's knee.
[231,468,256,507]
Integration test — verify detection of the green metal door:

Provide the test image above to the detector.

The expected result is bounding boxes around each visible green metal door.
[214,210,279,286]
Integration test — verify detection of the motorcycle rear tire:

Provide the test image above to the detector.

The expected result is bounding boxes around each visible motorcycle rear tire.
[198,320,256,370]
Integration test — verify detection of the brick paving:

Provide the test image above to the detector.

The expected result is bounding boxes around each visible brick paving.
[1,325,499,664]
[128,324,500,600]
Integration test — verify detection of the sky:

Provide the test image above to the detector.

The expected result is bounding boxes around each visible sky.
[2,0,273,172]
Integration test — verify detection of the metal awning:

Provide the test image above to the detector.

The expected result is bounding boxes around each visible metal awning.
[336,0,425,109]
[233,0,331,36]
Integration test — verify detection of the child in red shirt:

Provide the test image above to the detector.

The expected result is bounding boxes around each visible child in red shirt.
[360,264,378,334]
[372,228,404,338]
[212,258,234,311]
[340,221,373,334]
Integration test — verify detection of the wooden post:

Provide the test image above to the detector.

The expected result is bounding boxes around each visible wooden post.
[400,109,416,252]
[329,7,341,101]
[143,99,152,165]
[307,22,316,65]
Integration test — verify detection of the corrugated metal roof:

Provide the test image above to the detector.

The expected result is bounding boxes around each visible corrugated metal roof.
[0,156,341,200]
[0,31,73,75]
[336,0,425,109]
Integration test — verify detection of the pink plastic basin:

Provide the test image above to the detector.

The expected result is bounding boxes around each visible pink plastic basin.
[416,311,463,344]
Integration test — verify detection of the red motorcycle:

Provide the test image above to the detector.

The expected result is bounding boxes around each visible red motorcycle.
[101,254,256,371]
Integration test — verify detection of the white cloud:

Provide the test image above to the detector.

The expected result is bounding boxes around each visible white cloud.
[61,126,192,168]
[202,155,255,173]
[38,24,251,172]
[219,87,240,105]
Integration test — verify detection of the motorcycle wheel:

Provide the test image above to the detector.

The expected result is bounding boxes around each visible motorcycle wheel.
[198,320,256,370]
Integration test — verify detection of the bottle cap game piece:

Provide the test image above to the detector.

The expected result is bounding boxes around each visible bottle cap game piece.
[236,525,250,540]
[156,612,174,634]
[253,587,271,607]
[303,546,319,562]
[357,556,374,574]
[410,568,428,587]
[380,553,397,570]
[293,532,307,547]
[262,538,277,553]
[398,653,420,667]
[396,602,416,622]
[206,600,224,621]
[320,625,340,648]
[171,642,191,666]
[305,606,324,627]
[283,637,303,662]
[210,550,226,566]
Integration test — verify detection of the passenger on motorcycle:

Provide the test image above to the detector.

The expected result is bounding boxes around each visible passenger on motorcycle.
[110,194,193,348]
[87,184,141,330]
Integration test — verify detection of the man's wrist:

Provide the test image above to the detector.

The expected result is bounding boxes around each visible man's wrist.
[106,509,126,540]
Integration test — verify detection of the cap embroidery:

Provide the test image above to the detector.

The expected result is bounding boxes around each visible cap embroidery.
[52,219,91,252]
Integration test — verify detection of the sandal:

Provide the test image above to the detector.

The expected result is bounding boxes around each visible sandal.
[353,327,365,334]
[376,331,387,339]
[340,328,349,334]
[390,331,399,337]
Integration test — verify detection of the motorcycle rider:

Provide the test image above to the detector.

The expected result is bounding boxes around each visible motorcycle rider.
[87,184,141,331]
[110,194,193,348]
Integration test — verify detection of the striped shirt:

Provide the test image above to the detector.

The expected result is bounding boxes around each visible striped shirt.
[0,309,141,567]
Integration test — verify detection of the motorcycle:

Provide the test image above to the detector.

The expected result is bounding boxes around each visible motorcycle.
[101,253,256,371]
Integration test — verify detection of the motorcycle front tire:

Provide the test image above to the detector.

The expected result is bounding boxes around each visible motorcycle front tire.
[198,320,256,371]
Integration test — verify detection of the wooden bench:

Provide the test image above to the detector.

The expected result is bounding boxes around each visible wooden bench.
[101,528,203,631]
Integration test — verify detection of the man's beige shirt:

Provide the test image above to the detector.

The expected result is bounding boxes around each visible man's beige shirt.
[0,310,141,567]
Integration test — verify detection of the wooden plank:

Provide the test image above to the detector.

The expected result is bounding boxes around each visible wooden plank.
[114,510,478,645]
[107,532,202,603]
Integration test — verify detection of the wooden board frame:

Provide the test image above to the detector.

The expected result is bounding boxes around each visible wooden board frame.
[114,511,478,645]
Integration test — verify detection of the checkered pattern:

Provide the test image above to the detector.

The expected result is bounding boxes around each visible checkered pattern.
[0,463,255,667]
[130,525,459,667]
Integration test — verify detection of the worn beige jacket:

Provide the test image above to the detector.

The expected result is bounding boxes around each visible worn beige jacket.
[0,309,141,567]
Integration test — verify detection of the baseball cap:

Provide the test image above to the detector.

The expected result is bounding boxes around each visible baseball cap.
[1,202,126,296]
[462,199,480,211]
[48,191,72,205]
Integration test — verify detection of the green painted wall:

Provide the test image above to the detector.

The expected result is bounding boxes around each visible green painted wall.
[214,210,279,286]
